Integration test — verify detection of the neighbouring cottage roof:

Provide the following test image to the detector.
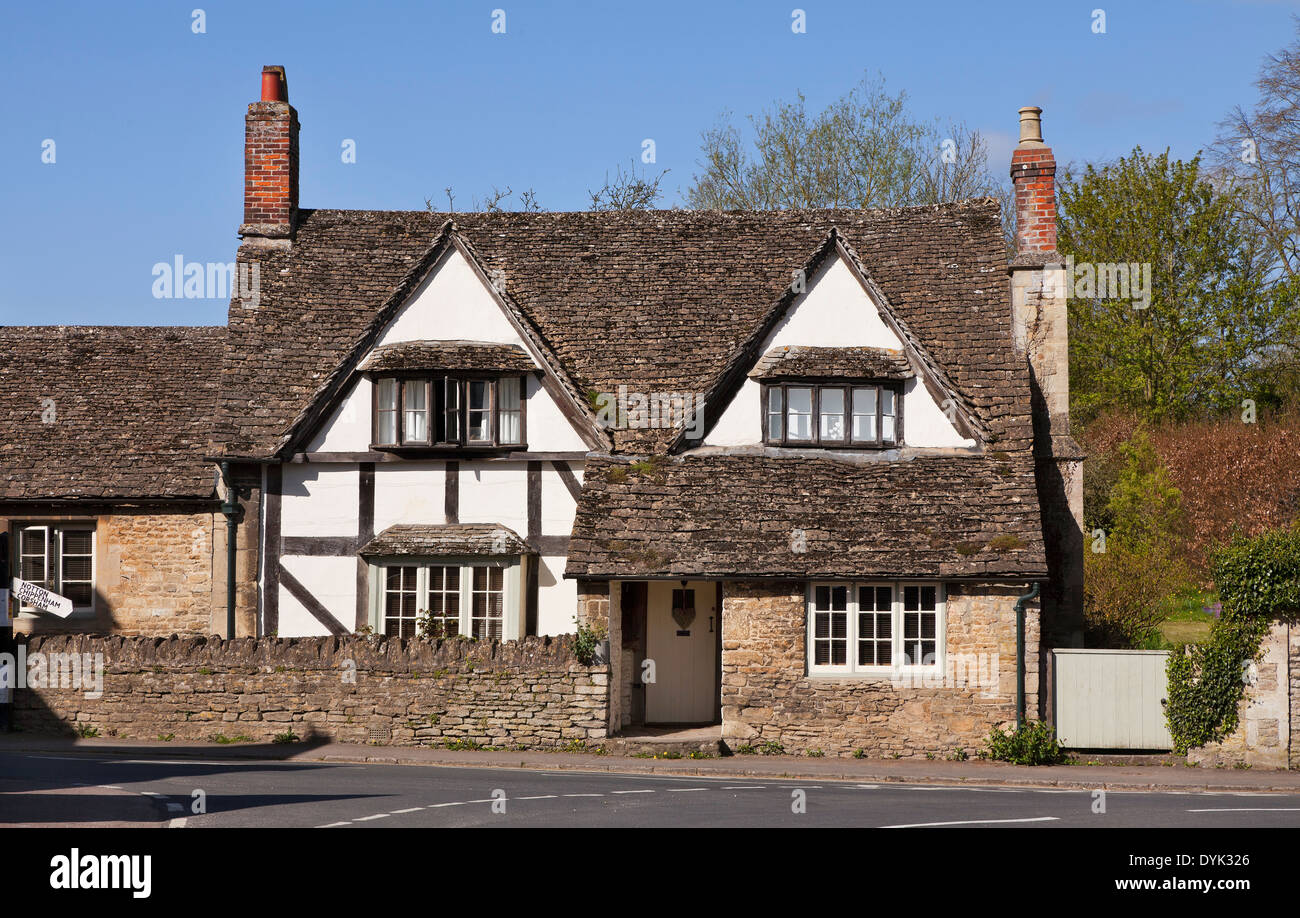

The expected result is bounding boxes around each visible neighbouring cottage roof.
[211,201,1033,458]
[0,326,226,501]
[564,452,1047,580]
[749,345,914,381]
[358,340,537,374]
[359,523,529,558]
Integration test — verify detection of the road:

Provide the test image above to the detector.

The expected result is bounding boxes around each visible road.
[4,750,1300,828]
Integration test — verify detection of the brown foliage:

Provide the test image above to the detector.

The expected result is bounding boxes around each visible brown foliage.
[1079,409,1300,580]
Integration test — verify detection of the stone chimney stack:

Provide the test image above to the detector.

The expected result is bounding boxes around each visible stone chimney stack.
[1007,105,1085,655]
[241,66,298,249]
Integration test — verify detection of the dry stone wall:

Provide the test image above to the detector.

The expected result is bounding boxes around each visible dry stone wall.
[12,633,609,748]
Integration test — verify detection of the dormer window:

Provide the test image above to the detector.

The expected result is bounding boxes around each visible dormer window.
[763,381,900,448]
[373,374,526,449]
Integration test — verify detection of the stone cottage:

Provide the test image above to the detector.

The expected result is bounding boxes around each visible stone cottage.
[0,66,1083,755]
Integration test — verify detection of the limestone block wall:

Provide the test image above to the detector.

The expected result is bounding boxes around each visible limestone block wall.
[721,580,1039,757]
[12,633,609,747]
[1189,621,1292,769]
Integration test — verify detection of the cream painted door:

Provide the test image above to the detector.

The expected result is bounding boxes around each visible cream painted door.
[645,580,717,724]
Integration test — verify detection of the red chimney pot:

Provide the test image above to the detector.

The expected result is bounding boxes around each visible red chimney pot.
[261,66,287,103]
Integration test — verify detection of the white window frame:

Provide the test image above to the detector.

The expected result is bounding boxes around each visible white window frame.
[370,556,522,641]
[806,581,945,677]
[14,523,97,616]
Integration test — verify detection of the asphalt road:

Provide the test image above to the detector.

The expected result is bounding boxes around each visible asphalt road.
[4,750,1300,828]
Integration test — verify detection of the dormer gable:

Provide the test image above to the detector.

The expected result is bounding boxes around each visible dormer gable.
[698,243,979,451]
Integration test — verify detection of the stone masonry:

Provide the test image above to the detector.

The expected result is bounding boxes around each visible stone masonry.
[12,633,608,748]
[720,581,1039,757]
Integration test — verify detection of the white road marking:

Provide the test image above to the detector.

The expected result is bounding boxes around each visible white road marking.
[516,795,559,800]
[355,813,390,821]
[882,816,1060,828]
[611,790,655,795]
[667,788,708,792]
[428,801,468,808]
[563,793,604,798]
[391,807,425,814]
[1187,807,1300,813]
[141,791,166,798]
[167,817,188,828]
[317,821,352,828]
[97,785,122,790]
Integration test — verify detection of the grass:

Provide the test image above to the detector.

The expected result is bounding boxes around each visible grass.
[1147,587,1218,648]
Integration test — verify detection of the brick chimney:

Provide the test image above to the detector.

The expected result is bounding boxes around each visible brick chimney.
[1007,105,1085,654]
[240,66,298,248]
[1009,106,1056,254]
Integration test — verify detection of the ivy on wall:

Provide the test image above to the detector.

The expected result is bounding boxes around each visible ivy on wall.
[1165,527,1300,753]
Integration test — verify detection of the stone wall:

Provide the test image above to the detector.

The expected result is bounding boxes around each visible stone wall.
[1189,622,1292,769]
[721,581,1039,757]
[12,633,609,747]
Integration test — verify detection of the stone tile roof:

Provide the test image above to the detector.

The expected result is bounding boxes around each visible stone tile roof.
[359,340,536,373]
[212,200,1033,458]
[359,523,528,557]
[749,345,914,381]
[0,326,225,501]
[564,452,1047,579]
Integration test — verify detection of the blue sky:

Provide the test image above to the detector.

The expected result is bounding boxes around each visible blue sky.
[0,0,1293,326]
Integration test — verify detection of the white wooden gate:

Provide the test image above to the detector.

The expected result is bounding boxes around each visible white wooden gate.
[1052,649,1173,750]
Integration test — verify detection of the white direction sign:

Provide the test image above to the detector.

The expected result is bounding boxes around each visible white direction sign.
[11,578,73,618]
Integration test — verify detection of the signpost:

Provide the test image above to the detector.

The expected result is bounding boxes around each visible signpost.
[11,578,73,618]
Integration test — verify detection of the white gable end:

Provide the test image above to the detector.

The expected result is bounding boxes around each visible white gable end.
[377,247,535,349]
[704,253,975,449]
[304,245,588,453]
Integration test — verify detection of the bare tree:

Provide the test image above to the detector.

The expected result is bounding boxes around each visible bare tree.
[588,161,669,210]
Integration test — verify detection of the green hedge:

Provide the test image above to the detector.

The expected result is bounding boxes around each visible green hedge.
[1165,526,1300,753]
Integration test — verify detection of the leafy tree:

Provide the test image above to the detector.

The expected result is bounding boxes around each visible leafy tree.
[1058,148,1295,423]
[686,72,1008,219]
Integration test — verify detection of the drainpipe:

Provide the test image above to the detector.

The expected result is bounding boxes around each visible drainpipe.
[220,461,239,638]
[1013,582,1040,728]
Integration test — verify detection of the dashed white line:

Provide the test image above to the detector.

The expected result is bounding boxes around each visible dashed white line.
[563,793,604,798]
[354,813,390,821]
[391,807,425,814]
[1187,807,1300,813]
[318,821,352,828]
[882,816,1060,828]
[612,790,655,795]
[667,787,708,793]
[516,795,559,800]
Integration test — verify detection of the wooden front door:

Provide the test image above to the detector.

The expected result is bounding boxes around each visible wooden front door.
[644,580,717,724]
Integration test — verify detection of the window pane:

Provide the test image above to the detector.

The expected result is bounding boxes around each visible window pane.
[470,564,504,640]
[787,387,812,440]
[425,565,460,638]
[819,388,845,441]
[498,377,522,445]
[444,379,461,442]
[881,388,896,442]
[403,380,428,443]
[377,378,398,444]
[20,528,48,585]
[383,565,420,639]
[852,387,877,442]
[766,388,783,441]
[468,381,492,442]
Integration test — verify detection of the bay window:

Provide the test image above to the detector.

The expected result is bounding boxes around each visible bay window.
[764,381,901,447]
[373,374,526,449]
[374,559,520,641]
[808,582,943,675]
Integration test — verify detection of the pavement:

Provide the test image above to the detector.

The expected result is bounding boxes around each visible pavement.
[2,732,1298,794]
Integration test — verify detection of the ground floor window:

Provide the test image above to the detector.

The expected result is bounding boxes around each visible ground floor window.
[13,523,96,612]
[374,559,520,641]
[807,581,943,675]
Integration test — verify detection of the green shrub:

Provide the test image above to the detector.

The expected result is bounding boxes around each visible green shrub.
[1166,526,1300,752]
[982,721,1066,765]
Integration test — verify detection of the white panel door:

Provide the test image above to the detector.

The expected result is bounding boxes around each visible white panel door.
[645,581,718,724]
